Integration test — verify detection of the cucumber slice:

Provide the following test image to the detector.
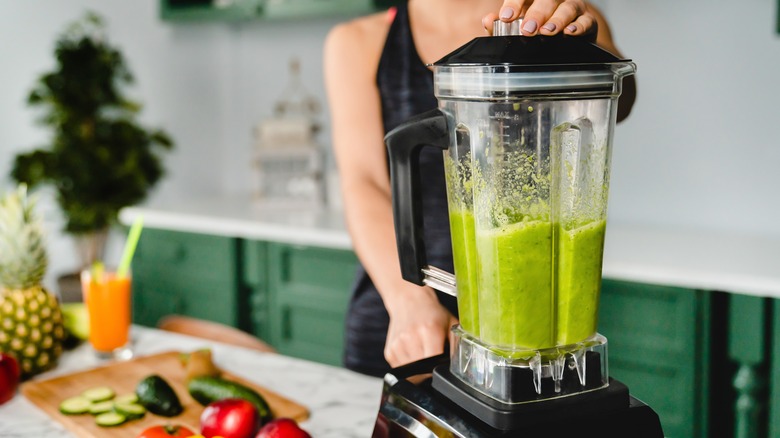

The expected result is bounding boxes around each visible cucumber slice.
[82,386,116,402]
[59,396,92,415]
[114,393,139,405]
[114,402,147,420]
[95,411,127,427]
[88,401,115,415]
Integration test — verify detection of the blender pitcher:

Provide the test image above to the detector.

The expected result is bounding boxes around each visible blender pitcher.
[386,23,635,403]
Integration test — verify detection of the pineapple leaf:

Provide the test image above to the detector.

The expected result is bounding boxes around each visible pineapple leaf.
[0,185,48,289]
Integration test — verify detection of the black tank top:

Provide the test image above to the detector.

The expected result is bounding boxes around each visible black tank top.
[343,2,458,377]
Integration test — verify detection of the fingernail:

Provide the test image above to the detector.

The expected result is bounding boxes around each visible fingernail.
[566,24,577,32]
[499,7,514,20]
[522,19,538,34]
[542,22,556,32]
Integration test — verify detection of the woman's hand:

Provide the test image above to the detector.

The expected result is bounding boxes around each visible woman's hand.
[384,287,458,368]
[482,0,596,37]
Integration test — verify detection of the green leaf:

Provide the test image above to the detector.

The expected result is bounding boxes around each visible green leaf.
[11,11,174,235]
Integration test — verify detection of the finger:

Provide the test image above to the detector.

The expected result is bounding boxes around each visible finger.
[446,317,459,351]
[522,0,563,36]
[448,325,458,351]
[482,12,499,35]
[385,341,412,367]
[391,333,426,367]
[563,11,596,36]
[538,0,586,35]
[384,333,412,367]
[420,327,446,359]
[383,342,399,367]
[498,0,529,23]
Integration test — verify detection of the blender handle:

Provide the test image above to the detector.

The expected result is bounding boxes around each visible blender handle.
[385,108,450,285]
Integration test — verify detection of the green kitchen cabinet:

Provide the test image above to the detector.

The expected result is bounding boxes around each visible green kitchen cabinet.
[131,227,358,367]
[261,0,373,20]
[160,0,262,21]
[599,280,711,438]
[159,0,378,22]
[242,240,272,343]
[132,229,241,328]
[264,243,358,366]
[770,299,780,438]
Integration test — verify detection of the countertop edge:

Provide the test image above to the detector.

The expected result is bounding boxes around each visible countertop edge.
[120,206,353,250]
[120,202,780,299]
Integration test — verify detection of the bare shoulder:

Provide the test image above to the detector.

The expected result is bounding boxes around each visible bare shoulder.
[324,11,390,74]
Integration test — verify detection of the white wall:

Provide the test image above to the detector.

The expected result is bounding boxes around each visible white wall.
[1,0,779,291]
[601,0,780,237]
[0,1,339,290]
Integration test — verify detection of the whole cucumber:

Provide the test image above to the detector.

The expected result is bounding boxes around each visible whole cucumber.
[188,376,272,422]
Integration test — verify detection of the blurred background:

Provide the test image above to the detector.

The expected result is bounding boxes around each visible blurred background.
[0,0,778,290]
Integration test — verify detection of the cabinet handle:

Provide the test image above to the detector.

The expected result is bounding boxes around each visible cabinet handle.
[280,249,291,283]
[281,307,292,340]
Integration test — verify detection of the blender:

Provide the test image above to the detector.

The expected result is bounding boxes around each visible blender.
[372,21,664,437]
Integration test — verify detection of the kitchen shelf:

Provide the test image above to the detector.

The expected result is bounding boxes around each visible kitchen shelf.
[161,0,262,21]
[160,0,396,22]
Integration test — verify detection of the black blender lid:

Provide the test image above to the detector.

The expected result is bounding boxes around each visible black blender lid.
[431,20,635,96]
[433,33,630,69]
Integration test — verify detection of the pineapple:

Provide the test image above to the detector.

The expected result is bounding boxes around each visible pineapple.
[0,185,65,379]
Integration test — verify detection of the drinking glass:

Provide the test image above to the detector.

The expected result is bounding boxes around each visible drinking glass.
[80,269,134,360]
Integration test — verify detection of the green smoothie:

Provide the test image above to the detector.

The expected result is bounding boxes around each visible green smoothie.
[449,209,479,336]
[476,219,554,350]
[555,220,606,346]
[450,215,606,352]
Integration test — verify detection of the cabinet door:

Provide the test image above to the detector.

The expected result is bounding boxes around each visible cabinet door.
[770,299,780,438]
[599,280,710,438]
[132,229,240,328]
[266,243,357,366]
[243,240,270,343]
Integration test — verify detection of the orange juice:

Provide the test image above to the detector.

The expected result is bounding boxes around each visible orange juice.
[81,271,131,353]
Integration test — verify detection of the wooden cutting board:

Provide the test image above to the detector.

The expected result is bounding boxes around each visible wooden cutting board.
[21,351,309,437]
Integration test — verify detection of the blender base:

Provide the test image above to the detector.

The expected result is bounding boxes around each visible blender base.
[372,355,665,438]
[432,364,629,431]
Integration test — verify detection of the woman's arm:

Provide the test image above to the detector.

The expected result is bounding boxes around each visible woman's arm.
[588,3,637,122]
[324,18,457,368]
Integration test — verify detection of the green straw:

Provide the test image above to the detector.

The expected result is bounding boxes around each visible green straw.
[117,215,144,278]
[90,261,105,283]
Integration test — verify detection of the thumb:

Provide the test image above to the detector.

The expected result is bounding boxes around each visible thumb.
[446,316,460,351]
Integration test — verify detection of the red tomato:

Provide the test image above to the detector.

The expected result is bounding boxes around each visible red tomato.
[200,398,261,438]
[136,424,197,438]
[255,418,311,438]
[0,353,20,405]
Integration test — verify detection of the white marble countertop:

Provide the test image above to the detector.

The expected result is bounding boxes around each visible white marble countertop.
[603,223,780,299]
[0,326,382,438]
[120,195,352,250]
[120,195,780,299]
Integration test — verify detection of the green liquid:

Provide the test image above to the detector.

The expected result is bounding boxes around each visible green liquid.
[555,220,606,346]
[449,211,606,351]
[449,210,479,336]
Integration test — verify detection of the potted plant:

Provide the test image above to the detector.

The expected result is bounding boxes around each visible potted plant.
[10,12,173,286]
